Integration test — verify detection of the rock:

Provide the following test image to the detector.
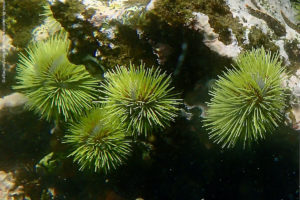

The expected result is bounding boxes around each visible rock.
[81,0,145,27]
[32,4,64,41]
[146,0,157,11]
[0,31,15,56]
[190,12,241,58]
[152,42,173,65]
[0,93,27,116]
[0,31,16,84]
[50,0,154,70]
[147,0,299,64]
[0,171,25,200]
[226,0,300,65]
[0,92,27,109]
[181,103,207,121]
[40,188,56,200]
[246,4,286,37]
[4,0,45,48]
[283,69,300,130]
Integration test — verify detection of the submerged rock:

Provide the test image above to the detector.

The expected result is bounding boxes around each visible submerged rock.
[47,0,299,72]
[189,12,241,58]
[49,0,155,71]
[3,0,46,48]
[0,31,16,84]
[226,0,300,64]
[284,69,300,130]
[0,93,27,117]
[0,31,15,56]
[0,171,25,200]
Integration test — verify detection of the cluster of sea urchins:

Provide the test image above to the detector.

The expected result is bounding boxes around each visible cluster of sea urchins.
[15,27,287,173]
[204,47,286,148]
[14,33,181,173]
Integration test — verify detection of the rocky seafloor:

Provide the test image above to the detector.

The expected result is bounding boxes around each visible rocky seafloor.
[0,0,299,199]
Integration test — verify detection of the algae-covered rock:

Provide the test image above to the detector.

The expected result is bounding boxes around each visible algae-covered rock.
[226,0,299,64]
[50,0,156,75]
[149,0,299,63]
[0,0,47,48]
[150,0,245,51]
[47,0,299,79]
[190,12,241,58]
[283,69,300,130]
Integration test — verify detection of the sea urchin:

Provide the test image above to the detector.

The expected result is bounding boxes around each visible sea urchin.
[14,34,98,121]
[64,107,132,174]
[100,63,181,137]
[204,47,286,148]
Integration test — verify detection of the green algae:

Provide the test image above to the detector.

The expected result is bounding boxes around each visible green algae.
[246,4,286,37]
[245,27,279,54]
[51,1,156,74]
[124,0,151,6]
[1,0,46,48]
[284,39,300,68]
[35,152,59,175]
[291,0,300,26]
[51,0,85,26]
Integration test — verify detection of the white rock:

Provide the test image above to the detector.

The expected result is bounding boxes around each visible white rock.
[191,12,241,58]
[283,69,300,130]
[79,0,145,27]
[0,31,15,56]
[0,171,25,200]
[146,0,158,10]
[225,0,300,64]
[0,93,27,110]
[275,39,290,65]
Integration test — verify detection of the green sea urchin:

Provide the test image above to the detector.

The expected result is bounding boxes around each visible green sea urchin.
[64,107,132,174]
[204,47,286,148]
[14,34,98,121]
[100,63,181,137]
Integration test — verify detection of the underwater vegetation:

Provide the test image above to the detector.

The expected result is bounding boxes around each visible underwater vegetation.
[291,0,300,24]
[2,0,47,47]
[100,63,181,137]
[64,107,132,174]
[14,33,98,121]
[204,47,287,148]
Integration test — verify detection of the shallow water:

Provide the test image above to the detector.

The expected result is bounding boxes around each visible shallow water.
[0,0,299,199]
